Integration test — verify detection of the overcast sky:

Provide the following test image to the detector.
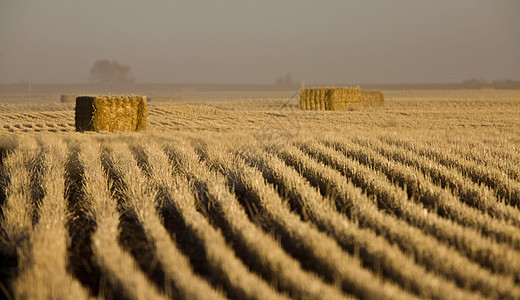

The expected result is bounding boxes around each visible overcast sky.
[1,0,519,84]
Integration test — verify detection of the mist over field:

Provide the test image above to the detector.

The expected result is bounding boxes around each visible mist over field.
[1,0,519,84]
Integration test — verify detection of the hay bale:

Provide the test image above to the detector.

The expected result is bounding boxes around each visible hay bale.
[360,91,384,107]
[60,95,76,103]
[300,87,361,111]
[299,89,311,110]
[329,87,361,110]
[75,95,147,132]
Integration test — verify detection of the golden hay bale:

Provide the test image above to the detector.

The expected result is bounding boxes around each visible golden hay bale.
[75,95,147,132]
[309,89,316,110]
[300,87,361,111]
[360,91,384,107]
[299,89,310,110]
[329,87,361,110]
[60,95,76,103]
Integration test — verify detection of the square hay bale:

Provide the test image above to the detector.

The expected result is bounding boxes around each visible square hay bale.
[299,88,311,110]
[329,87,362,110]
[300,87,361,111]
[360,91,384,107]
[75,95,147,132]
[60,95,76,103]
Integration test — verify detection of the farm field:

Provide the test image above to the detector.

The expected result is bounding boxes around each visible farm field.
[1,89,520,299]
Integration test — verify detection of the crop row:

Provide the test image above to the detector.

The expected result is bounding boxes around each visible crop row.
[1,134,519,299]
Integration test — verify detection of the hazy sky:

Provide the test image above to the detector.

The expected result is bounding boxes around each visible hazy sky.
[1,0,519,84]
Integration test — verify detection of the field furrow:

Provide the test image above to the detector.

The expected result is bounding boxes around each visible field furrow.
[1,136,39,247]
[272,141,519,298]
[443,141,520,181]
[103,142,226,300]
[240,142,473,299]
[308,139,520,281]
[170,139,353,299]
[166,138,364,300]
[2,137,91,299]
[353,136,520,227]
[320,137,520,249]
[151,140,288,300]
[381,136,520,207]
[78,141,167,300]
[195,138,413,300]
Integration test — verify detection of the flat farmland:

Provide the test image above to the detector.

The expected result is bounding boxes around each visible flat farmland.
[1,89,520,299]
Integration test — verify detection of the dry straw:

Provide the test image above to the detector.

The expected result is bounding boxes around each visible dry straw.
[300,87,362,111]
[75,95,147,132]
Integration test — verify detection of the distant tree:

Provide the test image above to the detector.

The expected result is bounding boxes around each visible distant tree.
[88,59,135,84]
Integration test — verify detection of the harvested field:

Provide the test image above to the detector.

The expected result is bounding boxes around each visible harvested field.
[1,89,520,299]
